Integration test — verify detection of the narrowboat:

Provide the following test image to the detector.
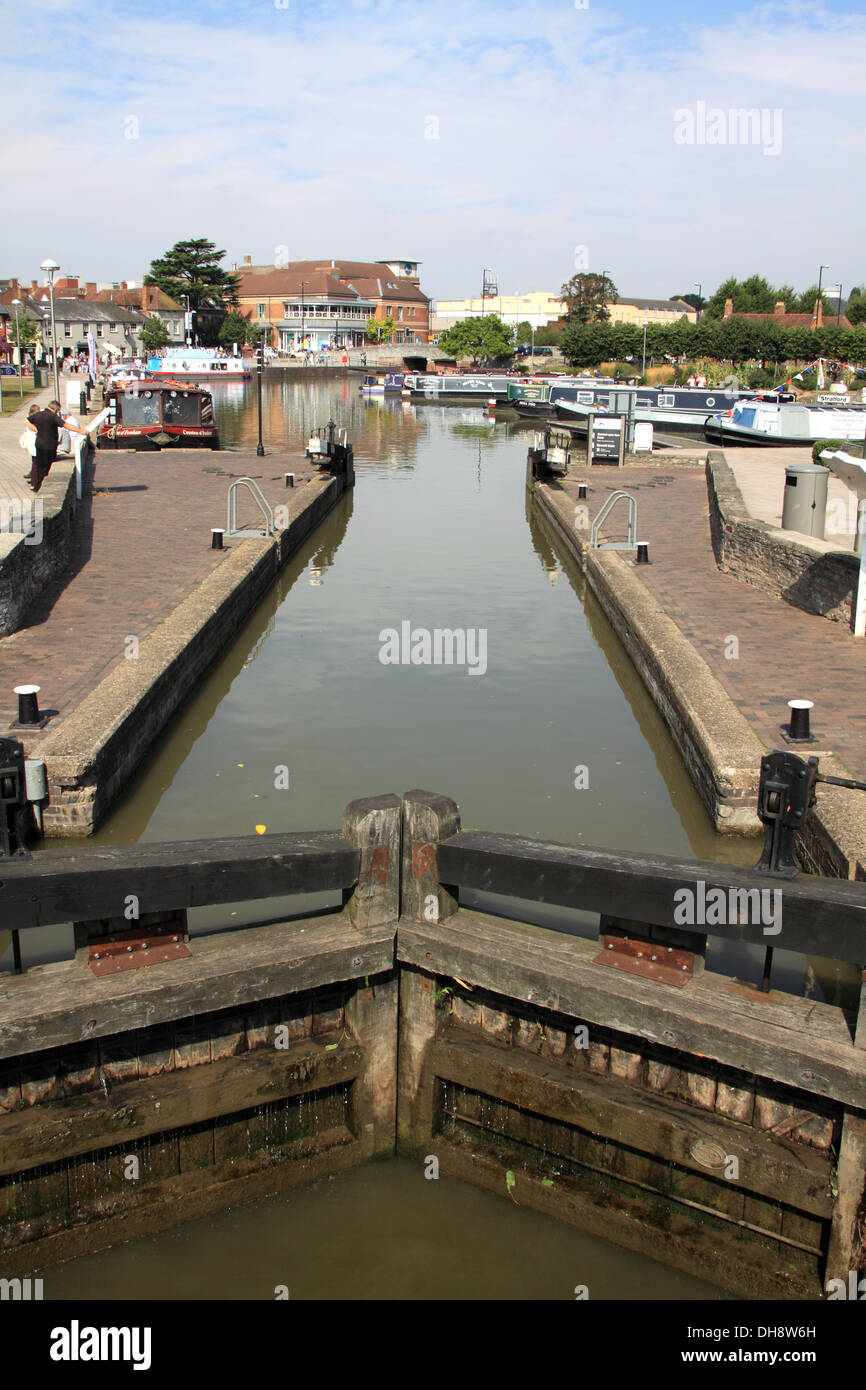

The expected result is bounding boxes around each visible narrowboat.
[408,373,514,401]
[145,348,250,380]
[554,384,794,432]
[361,372,405,394]
[97,381,220,450]
[704,400,866,447]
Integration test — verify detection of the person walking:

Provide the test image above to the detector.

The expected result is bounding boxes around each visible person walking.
[25,400,86,492]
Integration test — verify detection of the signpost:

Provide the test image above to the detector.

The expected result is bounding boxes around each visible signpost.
[587,414,625,467]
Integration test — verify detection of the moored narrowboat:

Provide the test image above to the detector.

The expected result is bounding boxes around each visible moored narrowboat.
[97,381,220,450]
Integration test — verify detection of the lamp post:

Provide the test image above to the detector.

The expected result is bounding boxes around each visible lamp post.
[299,281,306,356]
[11,299,23,397]
[694,282,702,322]
[40,258,60,400]
[816,265,829,328]
[256,331,265,457]
[641,320,649,377]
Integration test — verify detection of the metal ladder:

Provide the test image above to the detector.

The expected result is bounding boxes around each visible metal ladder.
[590,490,638,550]
[226,477,275,538]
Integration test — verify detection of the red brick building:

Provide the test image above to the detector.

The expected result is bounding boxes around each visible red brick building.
[722,298,853,330]
[234,258,430,350]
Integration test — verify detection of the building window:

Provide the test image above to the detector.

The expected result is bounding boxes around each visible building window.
[110,323,118,331]
[395,330,404,343]
[64,324,71,336]
[97,323,104,337]
[397,306,403,320]
[258,303,266,318]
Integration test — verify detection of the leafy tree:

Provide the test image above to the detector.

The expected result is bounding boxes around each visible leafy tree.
[515,320,533,346]
[144,238,240,311]
[438,315,514,364]
[674,292,704,313]
[139,317,171,353]
[366,316,395,342]
[792,284,833,317]
[560,273,618,323]
[560,320,615,367]
[219,310,257,349]
[847,297,866,326]
[5,314,41,349]
[534,323,562,346]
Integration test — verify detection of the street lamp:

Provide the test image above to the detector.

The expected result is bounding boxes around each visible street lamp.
[40,258,60,400]
[694,282,702,322]
[641,320,649,377]
[816,265,829,328]
[11,299,23,397]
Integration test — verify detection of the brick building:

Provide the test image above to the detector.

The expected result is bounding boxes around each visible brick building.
[234,257,430,350]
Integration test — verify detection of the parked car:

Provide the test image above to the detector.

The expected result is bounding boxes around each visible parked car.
[534,346,554,357]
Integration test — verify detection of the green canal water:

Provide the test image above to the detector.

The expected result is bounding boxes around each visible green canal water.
[10,378,849,1298]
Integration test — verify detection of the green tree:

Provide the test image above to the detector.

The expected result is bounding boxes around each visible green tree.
[144,238,240,311]
[792,284,833,317]
[846,298,866,326]
[219,310,257,349]
[6,314,41,350]
[560,320,614,367]
[366,316,395,342]
[673,292,704,314]
[139,317,171,354]
[560,273,618,323]
[515,320,533,346]
[438,315,514,364]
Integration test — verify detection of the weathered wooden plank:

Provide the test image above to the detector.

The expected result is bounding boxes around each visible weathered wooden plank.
[430,1033,833,1218]
[0,1038,363,1177]
[0,831,359,931]
[396,964,438,1153]
[341,794,401,928]
[437,831,866,965]
[0,1130,361,1279]
[433,1140,820,1300]
[825,1111,866,1280]
[401,790,460,925]
[0,912,395,1060]
[397,911,866,1109]
[345,970,399,1159]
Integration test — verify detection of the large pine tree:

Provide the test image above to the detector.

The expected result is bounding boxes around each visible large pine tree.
[144,238,240,310]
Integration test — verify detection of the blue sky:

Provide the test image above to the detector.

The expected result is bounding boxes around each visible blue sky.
[3,0,864,302]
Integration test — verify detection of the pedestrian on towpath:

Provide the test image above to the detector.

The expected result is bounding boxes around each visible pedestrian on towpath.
[26,401,86,492]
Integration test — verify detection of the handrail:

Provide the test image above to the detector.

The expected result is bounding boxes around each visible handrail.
[590,489,638,550]
[227,476,275,537]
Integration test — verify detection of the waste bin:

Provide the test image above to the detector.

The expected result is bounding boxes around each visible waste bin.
[782,462,829,539]
[32,367,44,388]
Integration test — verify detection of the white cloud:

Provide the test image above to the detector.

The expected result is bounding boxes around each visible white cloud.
[2,0,864,299]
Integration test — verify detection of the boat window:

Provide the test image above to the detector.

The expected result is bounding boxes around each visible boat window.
[163,392,199,425]
[706,397,715,407]
[738,408,756,428]
[120,392,160,426]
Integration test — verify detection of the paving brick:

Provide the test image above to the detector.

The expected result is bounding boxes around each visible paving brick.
[562,465,866,782]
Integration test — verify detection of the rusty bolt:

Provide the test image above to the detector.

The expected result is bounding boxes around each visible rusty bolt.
[351,955,362,967]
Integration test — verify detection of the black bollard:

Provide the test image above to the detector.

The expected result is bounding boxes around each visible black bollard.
[577,482,588,499]
[285,472,294,488]
[211,529,224,550]
[13,684,41,727]
[636,542,650,564]
[787,700,813,742]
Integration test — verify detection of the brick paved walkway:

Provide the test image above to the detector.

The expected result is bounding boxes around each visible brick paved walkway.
[558,463,866,781]
[0,444,317,733]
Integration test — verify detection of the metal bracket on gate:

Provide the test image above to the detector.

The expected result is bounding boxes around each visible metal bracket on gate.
[755,750,819,878]
[595,925,696,987]
[87,916,191,976]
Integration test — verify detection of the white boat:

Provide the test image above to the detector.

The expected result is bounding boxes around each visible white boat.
[705,400,866,447]
[145,348,250,380]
